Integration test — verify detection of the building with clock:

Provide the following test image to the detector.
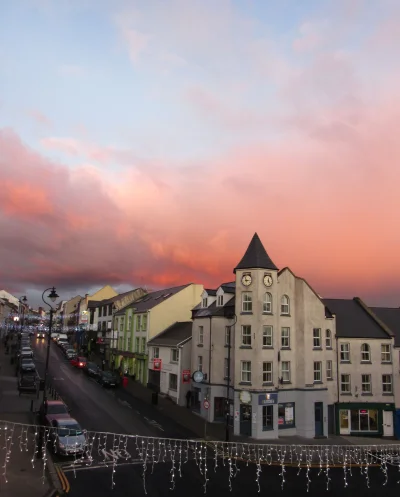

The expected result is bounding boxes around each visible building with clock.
[190,233,399,440]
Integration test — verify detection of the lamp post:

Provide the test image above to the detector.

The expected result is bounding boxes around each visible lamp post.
[225,312,237,442]
[18,296,27,333]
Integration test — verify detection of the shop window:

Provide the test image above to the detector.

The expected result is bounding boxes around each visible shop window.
[262,405,273,431]
[350,409,378,432]
[278,402,295,428]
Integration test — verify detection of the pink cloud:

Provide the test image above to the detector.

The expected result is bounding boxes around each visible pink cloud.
[27,109,52,127]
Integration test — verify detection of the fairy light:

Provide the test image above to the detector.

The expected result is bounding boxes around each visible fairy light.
[203,440,209,493]
[170,440,176,490]
[178,440,182,478]
[41,428,49,485]
[111,433,117,488]
[380,447,388,486]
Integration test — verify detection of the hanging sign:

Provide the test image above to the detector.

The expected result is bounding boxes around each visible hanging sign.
[182,370,191,383]
[153,358,162,371]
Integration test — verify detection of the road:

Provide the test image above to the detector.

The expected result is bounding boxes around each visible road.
[31,339,400,496]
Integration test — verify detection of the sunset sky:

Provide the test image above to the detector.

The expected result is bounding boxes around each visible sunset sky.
[1,0,400,307]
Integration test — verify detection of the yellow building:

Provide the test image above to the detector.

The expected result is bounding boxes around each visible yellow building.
[114,283,203,385]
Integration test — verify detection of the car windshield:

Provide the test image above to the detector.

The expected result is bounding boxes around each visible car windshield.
[21,358,33,363]
[103,372,115,378]
[58,424,83,437]
[87,362,97,369]
[48,404,68,414]
[78,357,86,362]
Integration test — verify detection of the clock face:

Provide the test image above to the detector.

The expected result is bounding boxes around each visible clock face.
[193,371,204,383]
[263,275,273,287]
[241,274,252,286]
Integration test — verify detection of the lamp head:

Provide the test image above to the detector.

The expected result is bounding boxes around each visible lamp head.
[48,287,59,303]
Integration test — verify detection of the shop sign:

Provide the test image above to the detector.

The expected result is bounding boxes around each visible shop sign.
[182,370,191,383]
[258,393,278,405]
[153,358,162,371]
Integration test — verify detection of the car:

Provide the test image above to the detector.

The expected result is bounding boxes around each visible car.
[39,400,70,425]
[36,331,46,339]
[19,357,36,374]
[58,340,69,349]
[51,333,59,342]
[97,371,120,388]
[83,362,101,378]
[49,418,87,456]
[70,356,87,369]
[65,349,77,360]
[18,373,38,395]
[18,348,33,359]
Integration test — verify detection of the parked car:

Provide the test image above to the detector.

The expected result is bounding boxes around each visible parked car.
[97,371,120,388]
[18,373,37,395]
[36,331,46,339]
[56,334,68,343]
[40,400,70,425]
[70,356,87,369]
[65,349,77,360]
[49,418,87,456]
[18,348,33,359]
[51,333,59,342]
[58,341,69,350]
[19,357,36,374]
[83,362,101,378]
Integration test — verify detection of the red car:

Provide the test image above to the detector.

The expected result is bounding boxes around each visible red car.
[70,356,87,368]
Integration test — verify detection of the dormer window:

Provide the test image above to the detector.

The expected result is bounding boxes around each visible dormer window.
[202,297,208,308]
[217,295,223,306]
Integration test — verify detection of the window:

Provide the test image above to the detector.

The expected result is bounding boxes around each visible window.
[242,292,253,312]
[127,337,131,351]
[141,338,146,353]
[171,349,179,363]
[325,329,332,348]
[198,356,203,372]
[280,295,290,315]
[225,326,231,346]
[263,293,272,313]
[108,304,113,315]
[281,361,291,382]
[99,307,102,318]
[241,325,252,346]
[326,360,333,380]
[241,361,251,383]
[135,337,139,352]
[313,328,321,348]
[202,298,208,308]
[136,315,141,330]
[313,361,322,382]
[361,343,370,362]
[262,405,273,431]
[340,374,351,393]
[262,362,273,383]
[350,409,378,432]
[262,325,273,347]
[278,402,295,428]
[169,374,178,391]
[217,295,223,306]
[361,374,371,393]
[119,319,124,332]
[382,374,392,394]
[224,358,229,379]
[340,343,350,362]
[198,326,204,345]
[281,327,290,348]
[381,344,391,363]
[128,316,132,331]
[152,347,159,359]
[142,314,147,330]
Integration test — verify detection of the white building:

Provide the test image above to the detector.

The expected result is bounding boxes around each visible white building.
[147,322,192,406]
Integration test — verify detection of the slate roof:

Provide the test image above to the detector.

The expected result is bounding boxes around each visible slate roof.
[234,233,278,273]
[90,289,145,307]
[205,289,217,296]
[147,322,192,347]
[192,296,235,319]
[323,298,391,339]
[220,282,236,293]
[371,307,400,347]
[115,284,191,315]
[87,300,101,309]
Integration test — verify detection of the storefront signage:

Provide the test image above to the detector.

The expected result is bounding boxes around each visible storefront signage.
[258,393,278,405]
[153,358,162,371]
[182,370,191,383]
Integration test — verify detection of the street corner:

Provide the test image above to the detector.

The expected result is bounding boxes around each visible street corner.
[55,463,70,494]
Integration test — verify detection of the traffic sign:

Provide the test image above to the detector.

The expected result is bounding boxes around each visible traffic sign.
[203,400,210,410]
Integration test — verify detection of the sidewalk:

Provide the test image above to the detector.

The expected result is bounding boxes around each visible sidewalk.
[0,336,52,497]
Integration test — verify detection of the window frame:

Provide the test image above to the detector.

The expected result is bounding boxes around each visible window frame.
[169,373,178,391]
[340,373,351,393]
[198,326,204,345]
[280,295,290,315]
[381,344,391,363]
[325,329,332,348]
[241,325,252,346]
[217,295,223,306]
[326,360,333,380]
[313,361,322,383]
[340,342,350,362]
[382,374,392,394]
[262,361,273,383]
[262,325,273,347]
[152,347,159,359]
[281,361,291,383]
[171,348,179,363]
[202,297,208,308]
[361,343,371,362]
[263,293,272,313]
[281,327,290,348]
[242,292,253,313]
[361,374,371,393]
[313,328,321,348]
[278,402,295,429]
[240,361,251,383]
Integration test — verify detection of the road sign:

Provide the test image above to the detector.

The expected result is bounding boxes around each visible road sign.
[203,400,210,410]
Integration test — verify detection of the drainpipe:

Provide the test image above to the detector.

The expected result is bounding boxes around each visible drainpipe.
[208,316,212,423]
[335,335,340,435]
[177,344,182,405]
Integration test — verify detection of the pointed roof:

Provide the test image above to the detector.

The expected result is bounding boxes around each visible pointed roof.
[234,233,278,273]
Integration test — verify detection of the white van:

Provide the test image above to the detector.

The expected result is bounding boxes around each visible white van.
[56,334,68,343]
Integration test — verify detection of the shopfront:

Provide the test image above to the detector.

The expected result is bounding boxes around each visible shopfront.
[336,403,395,437]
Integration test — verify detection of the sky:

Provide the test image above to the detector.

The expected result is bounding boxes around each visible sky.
[1,0,400,308]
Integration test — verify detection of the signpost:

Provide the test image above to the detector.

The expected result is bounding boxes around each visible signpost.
[203,399,210,440]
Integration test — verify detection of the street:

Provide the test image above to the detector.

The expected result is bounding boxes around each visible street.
[31,339,400,496]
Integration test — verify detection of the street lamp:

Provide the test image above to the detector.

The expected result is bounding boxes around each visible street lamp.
[224,310,237,442]
[18,296,28,332]
[41,287,59,405]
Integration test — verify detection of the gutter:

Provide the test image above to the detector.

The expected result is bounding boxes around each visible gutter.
[208,316,212,386]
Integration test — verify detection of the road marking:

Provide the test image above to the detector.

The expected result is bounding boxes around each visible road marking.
[55,464,70,493]
[117,398,132,409]
[52,377,64,381]
[143,417,164,431]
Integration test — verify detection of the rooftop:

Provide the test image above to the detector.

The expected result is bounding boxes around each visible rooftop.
[370,307,400,346]
[88,288,146,308]
[147,321,193,347]
[323,298,391,339]
[192,296,235,318]
[234,233,278,273]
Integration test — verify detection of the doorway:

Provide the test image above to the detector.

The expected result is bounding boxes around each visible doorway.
[383,411,394,437]
[240,404,252,436]
[339,409,350,435]
[314,402,323,437]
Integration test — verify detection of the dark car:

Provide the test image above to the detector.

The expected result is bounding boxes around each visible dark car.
[97,371,120,388]
[83,362,101,378]
[19,357,36,374]
[18,374,37,395]
[39,400,71,425]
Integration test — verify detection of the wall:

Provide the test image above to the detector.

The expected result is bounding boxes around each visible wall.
[394,348,400,409]
[63,295,82,330]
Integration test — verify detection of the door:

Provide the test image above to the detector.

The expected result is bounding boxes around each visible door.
[314,402,323,437]
[240,404,252,436]
[339,409,350,435]
[383,410,394,437]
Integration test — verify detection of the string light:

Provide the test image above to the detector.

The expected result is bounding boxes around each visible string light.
[1,420,400,492]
